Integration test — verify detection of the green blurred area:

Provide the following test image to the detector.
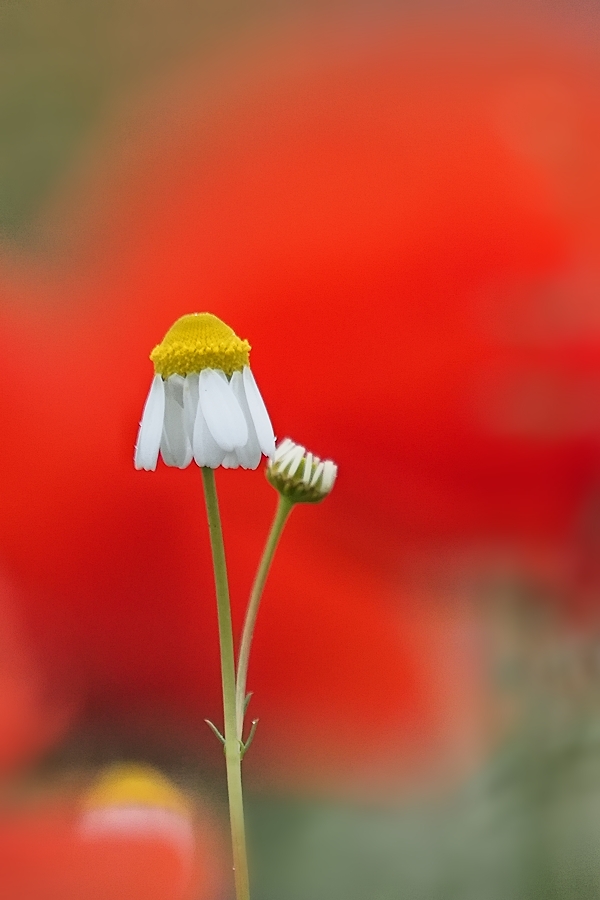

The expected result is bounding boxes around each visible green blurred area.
[0,0,313,243]
[248,701,600,898]
[248,718,600,900]
[246,594,600,899]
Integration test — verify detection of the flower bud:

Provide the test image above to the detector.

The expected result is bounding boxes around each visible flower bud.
[266,438,337,503]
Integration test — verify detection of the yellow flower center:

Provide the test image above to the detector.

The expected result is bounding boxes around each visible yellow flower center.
[150,313,251,378]
[83,763,190,814]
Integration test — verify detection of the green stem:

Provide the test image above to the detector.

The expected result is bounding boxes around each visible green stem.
[236,495,294,742]
[201,467,250,900]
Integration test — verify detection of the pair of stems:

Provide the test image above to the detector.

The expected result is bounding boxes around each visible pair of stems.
[201,468,292,900]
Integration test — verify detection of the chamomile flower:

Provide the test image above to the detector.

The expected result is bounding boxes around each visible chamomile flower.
[266,438,337,503]
[134,313,275,470]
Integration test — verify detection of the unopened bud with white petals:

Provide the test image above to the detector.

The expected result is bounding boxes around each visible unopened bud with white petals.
[266,438,337,503]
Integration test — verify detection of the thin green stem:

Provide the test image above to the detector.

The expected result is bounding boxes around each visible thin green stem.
[201,467,250,900]
[236,495,294,741]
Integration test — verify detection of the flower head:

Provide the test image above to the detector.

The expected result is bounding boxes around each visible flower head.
[134,313,275,470]
[266,438,337,503]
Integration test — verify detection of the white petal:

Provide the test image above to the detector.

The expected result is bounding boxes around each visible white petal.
[286,445,305,477]
[242,367,275,458]
[310,460,325,487]
[221,451,240,469]
[134,375,165,471]
[193,399,226,468]
[160,439,175,467]
[321,460,337,492]
[274,438,294,462]
[167,374,185,406]
[160,376,192,468]
[302,452,313,485]
[199,369,248,452]
[276,445,301,472]
[230,370,261,469]
[183,373,199,441]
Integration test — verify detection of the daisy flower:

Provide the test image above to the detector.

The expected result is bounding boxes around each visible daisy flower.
[134,313,275,470]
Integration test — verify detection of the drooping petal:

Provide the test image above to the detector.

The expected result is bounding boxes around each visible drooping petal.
[167,373,185,406]
[193,399,226,468]
[160,438,175,467]
[183,373,199,442]
[134,375,165,471]
[230,370,261,469]
[242,367,275,458]
[199,369,247,452]
[221,451,240,469]
[160,376,192,468]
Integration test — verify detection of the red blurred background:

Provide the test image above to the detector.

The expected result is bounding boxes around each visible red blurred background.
[1,3,600,894]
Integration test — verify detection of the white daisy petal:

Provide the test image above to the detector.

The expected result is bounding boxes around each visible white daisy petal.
[310,460,325,487]
[160,440,175,467]
[199,369,248,452]
[321,460,338,493]
[302,452,313,485]
[183,373,199,442]
[277,444,304,472]
[221,451,240,469]
[160,376,192,468]
[230,370,261,469]
[134,375,165,471]
[193,398,226,468]
[286,445,305,477]
[242,367,275,458]
[167,374,185,406]
[274,438,294,462]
